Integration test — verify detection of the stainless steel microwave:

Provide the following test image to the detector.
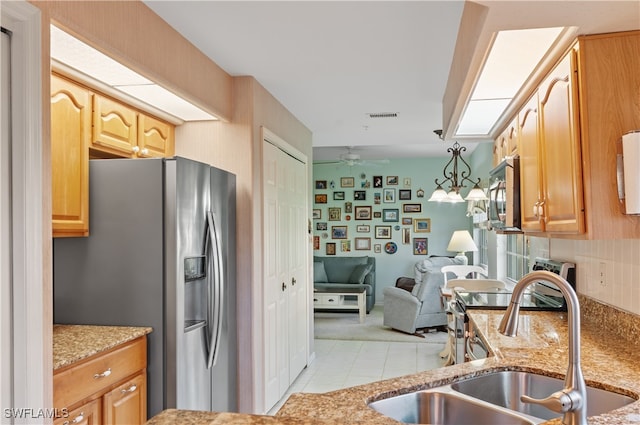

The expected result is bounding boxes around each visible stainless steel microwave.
[488,156,521,231]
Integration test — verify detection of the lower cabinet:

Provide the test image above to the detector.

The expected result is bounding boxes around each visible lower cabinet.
[54,337,147,425]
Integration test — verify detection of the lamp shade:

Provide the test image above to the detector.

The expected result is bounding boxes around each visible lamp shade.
[447,230,478,254]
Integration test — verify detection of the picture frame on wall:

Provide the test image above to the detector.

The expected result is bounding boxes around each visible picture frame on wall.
[399,189,411,200]
[355,237,371,250]
[333,191,345,200]
[344,202,353,213]
[413,238,428,255]
[373,211,382,218]
[383,188,395,203]
[402,228,411,244]
[313,209,321,219]
[375,225,392,239]
[354,190,366,201]
[326,242,336,255]
[373,176,383,188]
[315,194,328,204]
[413,218,431,233]
[356,224,370,232]
[315,180,327,190]
[328,207,341,221]
[331,226,348,239]
[341,240,351,252]
[355,206,372,220]
[374,244,382,253]
[386,176,398,185]
[340,177,355,188]
[313,236,320,250]
[403,178,411,188]
[403,203,422,213]
[382,209,399,222]
[402,217,413,225]
[316,222,328,231]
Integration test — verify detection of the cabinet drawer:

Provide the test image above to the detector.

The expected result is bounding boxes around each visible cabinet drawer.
[54,337,146,409]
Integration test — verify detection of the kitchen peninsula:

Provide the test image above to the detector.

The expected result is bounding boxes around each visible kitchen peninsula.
[147,296,640,424]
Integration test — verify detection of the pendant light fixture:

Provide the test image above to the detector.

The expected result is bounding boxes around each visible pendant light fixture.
[428,135,488,203]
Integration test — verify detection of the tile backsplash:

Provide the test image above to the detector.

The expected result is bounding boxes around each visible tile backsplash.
[550,238,640,315]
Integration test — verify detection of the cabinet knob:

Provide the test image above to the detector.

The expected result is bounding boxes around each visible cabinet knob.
[291,277,296,286]
[132,146,140,153]
[140,148,149,156]
[93,368,111,379]
[282,282,287,291]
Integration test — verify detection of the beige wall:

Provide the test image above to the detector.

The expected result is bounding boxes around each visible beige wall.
[33,0,312,414]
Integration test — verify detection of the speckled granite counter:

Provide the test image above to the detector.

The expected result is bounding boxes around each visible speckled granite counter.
[53,324,152,370]
[147,296,640,424]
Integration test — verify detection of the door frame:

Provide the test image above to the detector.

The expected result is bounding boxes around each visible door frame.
[1,1,49,421]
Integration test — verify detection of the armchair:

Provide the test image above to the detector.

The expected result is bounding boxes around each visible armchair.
[383,257,464,335]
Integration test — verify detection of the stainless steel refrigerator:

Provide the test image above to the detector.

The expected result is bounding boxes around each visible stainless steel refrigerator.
[53,157,237,417]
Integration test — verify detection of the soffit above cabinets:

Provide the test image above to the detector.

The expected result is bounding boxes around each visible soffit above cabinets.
[50,25,218,123]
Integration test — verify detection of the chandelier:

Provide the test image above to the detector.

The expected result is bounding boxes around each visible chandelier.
[428,141,488,203]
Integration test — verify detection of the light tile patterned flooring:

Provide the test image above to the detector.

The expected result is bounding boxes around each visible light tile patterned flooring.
[269,338,446,414]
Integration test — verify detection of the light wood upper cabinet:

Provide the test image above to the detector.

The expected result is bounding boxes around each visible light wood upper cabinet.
[537,49,584,234]
[92,95,138,157]
[516,30,640,239]
[518,93,543,232]
[137,113,175,158]
[51,74,91,238]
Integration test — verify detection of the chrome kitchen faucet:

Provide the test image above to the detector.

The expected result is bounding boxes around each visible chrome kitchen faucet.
[499,270,587,425]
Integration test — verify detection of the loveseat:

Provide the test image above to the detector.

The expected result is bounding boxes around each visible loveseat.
[382,256,465,334]
[313,256,375,313]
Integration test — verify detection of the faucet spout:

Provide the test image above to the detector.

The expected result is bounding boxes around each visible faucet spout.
[498,270,587,425]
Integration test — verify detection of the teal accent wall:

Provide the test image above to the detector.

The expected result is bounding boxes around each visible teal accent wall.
[313,156,480,303]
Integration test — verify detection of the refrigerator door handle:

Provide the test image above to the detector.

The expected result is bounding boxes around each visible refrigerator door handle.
[205,211,224,369]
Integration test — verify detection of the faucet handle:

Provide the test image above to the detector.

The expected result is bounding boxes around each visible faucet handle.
[521,390,574,413]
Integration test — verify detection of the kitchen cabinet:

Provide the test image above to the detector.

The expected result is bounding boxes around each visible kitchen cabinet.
[92,95,174,158]
[517,30,640,238]
[51,74,91,237]
[53,336,147,425]
[51,73,175,237]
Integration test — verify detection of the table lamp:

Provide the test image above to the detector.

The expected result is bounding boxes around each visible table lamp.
[447,230,477,265]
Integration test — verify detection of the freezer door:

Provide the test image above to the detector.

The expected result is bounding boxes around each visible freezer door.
[165,157,213,411]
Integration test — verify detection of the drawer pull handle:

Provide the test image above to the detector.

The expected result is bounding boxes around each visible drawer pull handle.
[121,384,137,394]
[93,368,111,379]
[63,412,84,424]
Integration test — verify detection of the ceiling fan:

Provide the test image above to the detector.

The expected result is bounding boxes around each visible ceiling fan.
[314,147,389,167]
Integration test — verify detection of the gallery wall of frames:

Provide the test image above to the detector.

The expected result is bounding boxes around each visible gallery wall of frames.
[312,150,494,302]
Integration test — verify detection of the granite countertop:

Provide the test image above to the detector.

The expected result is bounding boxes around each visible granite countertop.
[147,296,640,424]
[53,324,152,370]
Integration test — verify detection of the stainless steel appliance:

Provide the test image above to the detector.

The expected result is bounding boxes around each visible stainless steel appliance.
[488,156,521,231]
[448,258,575,364]
[53,157,237,417]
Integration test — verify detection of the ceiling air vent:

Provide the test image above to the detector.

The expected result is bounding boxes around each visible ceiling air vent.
[367,112,398,119]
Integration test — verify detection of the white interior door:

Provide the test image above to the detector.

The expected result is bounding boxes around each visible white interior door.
[262,133,309,413]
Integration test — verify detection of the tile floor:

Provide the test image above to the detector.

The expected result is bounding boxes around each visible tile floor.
[268,338,447,414]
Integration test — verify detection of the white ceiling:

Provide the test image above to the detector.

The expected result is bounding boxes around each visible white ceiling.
[143,1,640,160]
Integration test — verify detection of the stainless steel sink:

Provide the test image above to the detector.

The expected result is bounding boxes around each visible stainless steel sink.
[368,371,636,424]
[451,371,636,420]
[368,390,537,424]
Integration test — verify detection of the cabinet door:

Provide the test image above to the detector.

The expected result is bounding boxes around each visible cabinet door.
[92,95,138,157]
[54,399,101,425]
[137,113,175,158]
[102,372,146,425]
[518,93,543,232]
[51,75,91,237]
[538,51,585,233]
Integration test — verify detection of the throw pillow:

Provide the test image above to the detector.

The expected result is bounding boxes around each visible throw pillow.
[314,262,328,283]
[348,263,372,284]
